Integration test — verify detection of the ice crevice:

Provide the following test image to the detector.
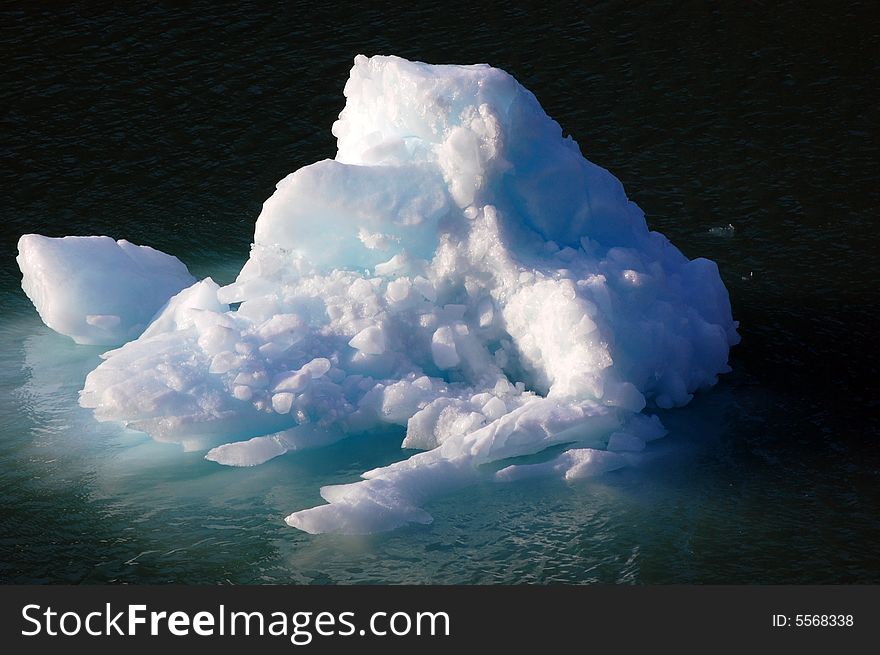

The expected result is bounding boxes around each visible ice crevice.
[16,55,738,534]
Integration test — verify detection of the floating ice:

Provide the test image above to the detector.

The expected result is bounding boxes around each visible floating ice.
[708,223,736,237]
[16,235,195,345]
[19,55,739,534]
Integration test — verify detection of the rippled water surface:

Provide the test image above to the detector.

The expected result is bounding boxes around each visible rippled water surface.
[1,1,878,583]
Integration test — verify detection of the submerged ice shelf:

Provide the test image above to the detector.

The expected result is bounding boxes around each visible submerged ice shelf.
[17,55,738,534]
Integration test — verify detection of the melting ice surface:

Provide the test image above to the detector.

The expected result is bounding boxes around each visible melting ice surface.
[17,55,739,534]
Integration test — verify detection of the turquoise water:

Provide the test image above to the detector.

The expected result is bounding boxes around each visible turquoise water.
[1,1,878,583]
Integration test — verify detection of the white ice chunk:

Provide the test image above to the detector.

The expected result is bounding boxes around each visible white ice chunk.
[481,396,507,420]
[141,278,228,340]
[431,326,460,369]
[385,277,411,303]
[303,358,332,378]
[209,351,240,375]
[17,234,195,345]
[348,325,387,355]
[206,433,291,467]
[272,392,294,414]
[272,371,310,394]
[233,385,253,401]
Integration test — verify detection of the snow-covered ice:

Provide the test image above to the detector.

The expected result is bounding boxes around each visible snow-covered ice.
[17,55,738,534]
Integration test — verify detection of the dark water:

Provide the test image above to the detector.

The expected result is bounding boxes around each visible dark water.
[1,1,878,583]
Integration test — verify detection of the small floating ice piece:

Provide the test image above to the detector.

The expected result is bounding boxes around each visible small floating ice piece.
[708,223,735,237]
[17,234,195,345]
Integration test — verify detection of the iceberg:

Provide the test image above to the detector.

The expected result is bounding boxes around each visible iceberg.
[18,55,739,534]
